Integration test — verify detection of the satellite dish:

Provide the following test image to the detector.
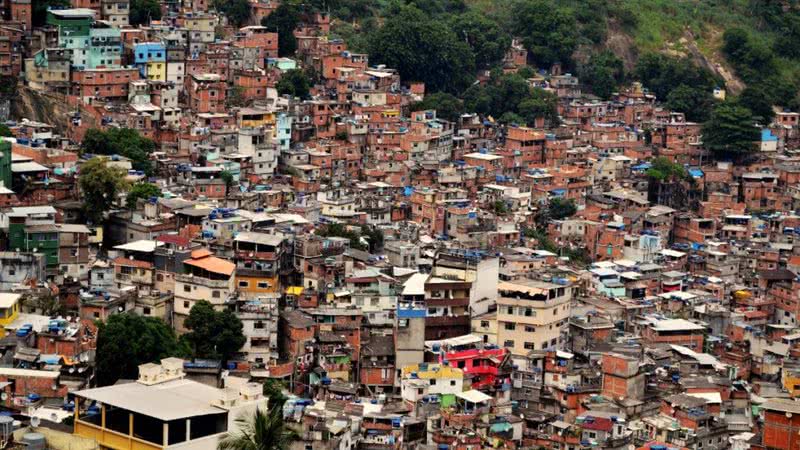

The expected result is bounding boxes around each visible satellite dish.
[30,417,40,428]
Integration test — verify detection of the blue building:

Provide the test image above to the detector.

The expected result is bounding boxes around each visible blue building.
[133,42,166,79]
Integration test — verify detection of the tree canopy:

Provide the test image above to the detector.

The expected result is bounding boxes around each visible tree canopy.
[547,197,577,220]
[367,5,475,94]
[182,301,246,362]
[218,406,296,450]
[634,53,719,122]
[276,70,311,99]
[96,314,183,386]
[511,0,577,67]
[410,93,464,122]
[79,158,129,224]
[518,89,560,127]
[82,128,156,175]
[646,157,687,181]
[448,11,510,70]
[129,0,161,26]
[215,0,251,27]
[126,182,162,209]
[578,51,625,100]
[261,3,300,57]
[464,73,558,127]
[702,102,760,157]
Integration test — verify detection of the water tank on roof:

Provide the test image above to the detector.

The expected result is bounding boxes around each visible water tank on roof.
[22,433,45,450]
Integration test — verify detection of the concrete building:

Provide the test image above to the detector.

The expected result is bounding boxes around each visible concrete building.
[496,279,572,359]
[73,359,268,450]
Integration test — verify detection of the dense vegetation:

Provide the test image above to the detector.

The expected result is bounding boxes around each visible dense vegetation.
[310,0,800,159]
[82,128,156,175]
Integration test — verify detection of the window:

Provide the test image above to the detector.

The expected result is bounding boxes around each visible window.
[450,380,456,386]
[480,320,489,328]
[254,321,265,329]
[524,342,535,350]
[93,312,100,318]
[143,307,151,315]
[429,379,436,386]
[506,306,514,315]
[183,285,191,292]
[257,282,269,289]
[212,291,220,298]
[525,325,535,333]
[504,322,516,331]
[238,281,249,288]
[524,308,533,317]
[503,340,515,348]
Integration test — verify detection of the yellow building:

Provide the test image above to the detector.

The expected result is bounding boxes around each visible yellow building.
[0,293,21,337]
[496,280,572,359]
[400,363,466,407]
[471,312,497,345]
[146,61,166,81]
[238,107,277,129]
[233,232,284,298]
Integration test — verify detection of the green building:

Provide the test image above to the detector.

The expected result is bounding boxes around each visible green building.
[22,224,59,268]
[47,9,120,69]
[0,140,11,189]
[6,207,60,269]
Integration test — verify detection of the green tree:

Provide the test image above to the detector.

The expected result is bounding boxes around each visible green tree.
[645,157,687,181]
[261,2,300,57]
[262,380,288,409]
[493,200,509,215]
[665,84,714,123]
[463,73,529,118]
[220,170,235,199]
[363,226,384,253]
[547,197,577,220]
[227,86,247,108]
[82,128,156,175]
[126,182,162,209]
[218,407,296,450]
[498,112,525,125]
[317,223,368,251]
[129,0,161,26]
[32,0,70,27]
[511,0,577,67]
[722,27,777,84]
[738,85,775,125]
[275,69,311,99]
[79,157,129,224]
[215,0,251,27]
[448,11,510,70]
[702,102,760,158]
[410,92,464,122]
[367,5,475,94]
[578,51,624,99]
[183,301,246,362]
[518,89,559,127]
[635,53,718,104]
[96,314,182,386]
[0,124,12,137]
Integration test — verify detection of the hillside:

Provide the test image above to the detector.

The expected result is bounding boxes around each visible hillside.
[320,0,800,108]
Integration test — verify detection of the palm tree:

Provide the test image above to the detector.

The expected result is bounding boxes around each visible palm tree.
[218,406,296,450]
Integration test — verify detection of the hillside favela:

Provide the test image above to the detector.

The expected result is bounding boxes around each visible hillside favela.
[0,0,800,449]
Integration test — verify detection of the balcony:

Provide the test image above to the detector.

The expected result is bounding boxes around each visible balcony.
[425,315,470,327]
[176,273,230,289]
